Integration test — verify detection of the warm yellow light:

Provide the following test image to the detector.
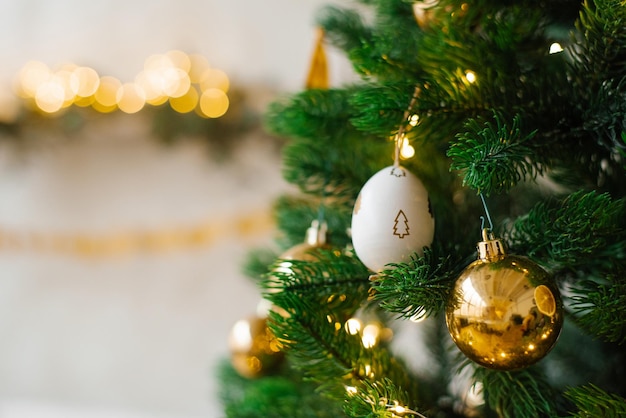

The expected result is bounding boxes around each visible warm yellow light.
[188,53,210,83]
[393,405,406,414]
[74,95,96,107]
[345,318,362,335]
[93,76,121,112]
[162,68,190,98]
[549,42,563,54]
[144,53,172,71]
[73,66,100,97]
[345,386,358,396]
[409,309,427,323]
[361,323,380,348]
[229,319,252,351]
[465,70,477,83]
[199,88,229,118]
[17,61,51,98]
[166,50,191,72]
[199,68,230,93]
[400,138,415,159]
[35,78,65,113]
[116,83,146,114]
[408,113,420,126]
[54,70,80,107]
[169,85,199,113]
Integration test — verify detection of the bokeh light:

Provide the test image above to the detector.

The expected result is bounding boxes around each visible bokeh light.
[200,68,230,93]
[170,86,199,113]
[73,66,100,97]
[93,76,121,112]
[117,83,146,114]
[12,51,229,117]
[199,88,229,118]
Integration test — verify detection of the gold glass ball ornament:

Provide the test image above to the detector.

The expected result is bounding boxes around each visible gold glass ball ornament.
[445,229,563,370]
[228,314,284,379]
[269,219,328,293]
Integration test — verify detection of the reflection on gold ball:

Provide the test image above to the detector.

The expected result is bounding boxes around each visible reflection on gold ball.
[229,316,284,378]
[446,255,563,370]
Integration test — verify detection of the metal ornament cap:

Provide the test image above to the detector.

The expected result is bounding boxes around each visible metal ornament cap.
[446,231,564,370]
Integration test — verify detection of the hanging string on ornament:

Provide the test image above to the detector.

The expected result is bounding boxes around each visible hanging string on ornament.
[351,86,434,272]
[445,194,564,370]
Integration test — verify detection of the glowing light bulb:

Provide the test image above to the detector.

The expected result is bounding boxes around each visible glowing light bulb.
[17,61,51,98]
[345,386,358,395]
[361,323,380,348]
[116,83,146,114]
[169,86,199,113]
[93,76,121,112]
[409,309,427,323]
[35,79,65,113]
[549,42,563,54]
[165,49,191,72]
[199,88,229,118]
[400,138,415,159]
[465,70,477,83]
[345,318,362,335]
[73,66,100,97]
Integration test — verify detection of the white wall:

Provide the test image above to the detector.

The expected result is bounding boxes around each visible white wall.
[0,1,355,416]
[0,0,348,92]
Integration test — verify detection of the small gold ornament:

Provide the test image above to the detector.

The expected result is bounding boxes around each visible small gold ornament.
[271,219,328,282]
[445,229,563,370]
[228,315,284,379]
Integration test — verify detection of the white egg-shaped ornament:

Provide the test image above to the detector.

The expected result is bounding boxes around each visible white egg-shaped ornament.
[351,165,434,272]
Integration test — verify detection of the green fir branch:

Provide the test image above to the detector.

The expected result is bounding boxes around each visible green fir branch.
[571,0,626,96]
[218,360,344,418]
[448,111,541,195]
[264,88,354,142]
[569,278,626,344]
[505,190,626,271]
[565,384,626,417]
[371,248,459,320]
[273,195,355,250]
[343,378,424,418]
[263,249,371,301]
[474,367,559,418]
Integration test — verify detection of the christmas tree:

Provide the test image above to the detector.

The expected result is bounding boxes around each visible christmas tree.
[219,0,626,417]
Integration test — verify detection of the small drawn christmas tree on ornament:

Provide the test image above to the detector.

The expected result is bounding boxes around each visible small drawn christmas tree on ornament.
[393,210,409,238]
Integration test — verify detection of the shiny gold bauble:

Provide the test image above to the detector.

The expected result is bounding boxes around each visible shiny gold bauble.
[445,230,563,370]
[270,219,328,286]
[229,315,284,379]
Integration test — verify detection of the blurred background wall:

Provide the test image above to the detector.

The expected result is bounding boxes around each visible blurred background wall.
[0,1,351,417]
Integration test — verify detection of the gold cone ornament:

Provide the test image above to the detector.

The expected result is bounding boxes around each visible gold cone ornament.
[445,229,563,370]
[305,28,329,89]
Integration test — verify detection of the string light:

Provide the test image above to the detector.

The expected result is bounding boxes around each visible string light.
[399,136,415,160]
[11,50,230,118]
[549,42,564,54]
[465,70,477,83]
